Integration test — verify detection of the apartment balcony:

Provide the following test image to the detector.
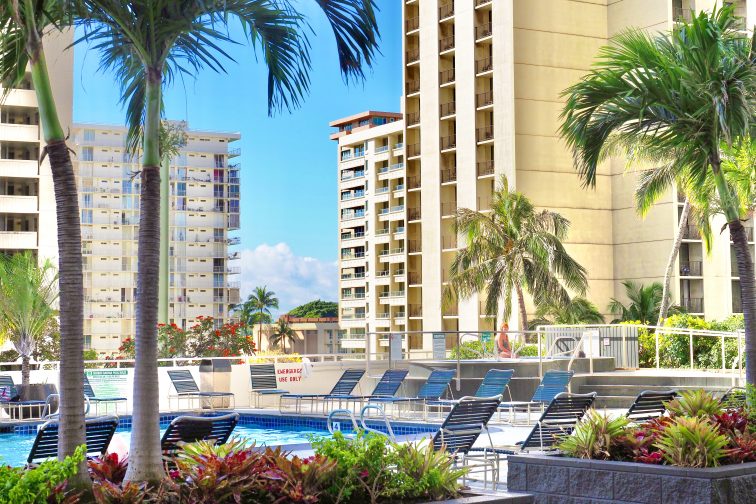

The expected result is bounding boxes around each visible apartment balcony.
[477,160,494,177]
[341,271,366,281]
[0,159,37,178]
[681,297,704,314]
[439,34,455,53]
[680,261,703,277]
[441,168,457,184]
[440,101,456,118]
[476,125,494,143]
[406,111,420,127]
[408,240,422,253]
[376,312,390,320]
[477,196,492,211]
[341,251,366,261]
[443,305,459,317]
[745,225,754,242]
[442,235,458,250]
[475,0,492,6]
[406,49,420,64]
[475,58,493,75]
[0,123,39,142]
[341,292,366,301]
[408,176,421,190]
[441,135,456,151]
[409,305,422,318]
[475,22,492,41]
[390,162,405,172]
[393,142,404,151]
[408,272,422,285]
[405,16,419,32]
[408,207,421,221]
[340,170,365,182]
[406,80,420,95]
[374,316,391,327]
[682,225,701,240]
[441,201,457,217]
[0,231,36,249]
[0,195,37,214]
[439,68,456,86]
[439,2,454,20]
[407,143,421,158]
[476,91,493,109]
[341,231,366,241]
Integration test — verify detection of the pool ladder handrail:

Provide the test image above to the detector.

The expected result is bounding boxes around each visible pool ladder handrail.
[41,393,91,420]
[326,404,396,443]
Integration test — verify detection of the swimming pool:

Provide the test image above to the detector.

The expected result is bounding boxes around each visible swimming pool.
[0,412,439,467]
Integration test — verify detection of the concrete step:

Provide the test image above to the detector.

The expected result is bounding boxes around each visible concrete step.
[578,383,731,397]
[580,373,735,387]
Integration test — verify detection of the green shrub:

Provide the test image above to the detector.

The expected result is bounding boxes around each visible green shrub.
[512,341,541,357]
[0,445,84,504]
[665,390,723,418]
[448,340,496,360]
[654,417,729,468]
[558,411,629,460]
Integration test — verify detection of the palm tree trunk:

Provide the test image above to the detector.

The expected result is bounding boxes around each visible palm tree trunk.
[515,283,529,334]
[26,36,87,488]
[658,198,690,326]
[711,158,756,389]
[124,72,164,483]
[21,354,30,388]
[259,313,263,351]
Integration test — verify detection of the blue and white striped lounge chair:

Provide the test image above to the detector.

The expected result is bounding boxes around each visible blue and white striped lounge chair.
[322,368,409,411]
[280,368,365,414]
[167,370,235,410]
[84,374,127,415]
[161,412,239,462]
[427,369,514,413]
[249,364,288,408]
[625,390,678,422]
[368,368,456,418]
[27,415,119,466]
[498,369,574,424]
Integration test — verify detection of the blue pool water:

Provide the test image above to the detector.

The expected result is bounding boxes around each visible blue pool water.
[0,413,438,467]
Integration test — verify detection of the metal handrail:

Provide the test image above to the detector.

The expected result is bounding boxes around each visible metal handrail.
[360,404,396,442]
[327,409,358,436]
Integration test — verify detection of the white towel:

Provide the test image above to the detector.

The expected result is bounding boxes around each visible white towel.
[301,357,312,378]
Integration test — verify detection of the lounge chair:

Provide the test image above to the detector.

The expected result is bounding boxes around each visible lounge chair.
[427,369,514,413]
[721,387,747,409]
[625,390,677,422]
[498,369,574,424]
[494,392,597,454]
[280,368,365,414]
[0,374,47,420]
[249,364,289,408]
[161,412,240,461]
[84,374,128,415]
[322,369,409,412]
[367,368,456,418]
[27,415,119,466]
[167,370,235,410]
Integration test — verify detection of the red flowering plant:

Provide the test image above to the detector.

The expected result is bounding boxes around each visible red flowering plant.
[157,322,190,358]
[117,336,136,359]
[182,316,255,359]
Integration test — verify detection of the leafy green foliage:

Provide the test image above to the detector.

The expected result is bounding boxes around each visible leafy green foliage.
[269,319,297,353]
[608,281,675,325]
[0,445,84,503]
[287,300,338,318]
[448,340,496,360]
[310,431,465,503]
[654,417,729,468]
[558,411,630,460]
[666,390,724,418]
[532,297,604,327]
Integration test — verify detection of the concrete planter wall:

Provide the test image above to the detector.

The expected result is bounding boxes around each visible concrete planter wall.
[422,492,533,503]
[507,454,756,504]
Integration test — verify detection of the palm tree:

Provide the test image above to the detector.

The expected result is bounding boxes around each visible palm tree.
[0,253,58,387]
[560,7,756,386]
[608,281,669,325]
[269,318,297,353]
[245,286,280,350]
[1,1,87,479]
[74,0,379,482]
[532,297,605,328]
[444,175,588,330]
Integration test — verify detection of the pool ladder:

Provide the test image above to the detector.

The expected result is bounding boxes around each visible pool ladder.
[326,404,396,442]
[40,394,91,421]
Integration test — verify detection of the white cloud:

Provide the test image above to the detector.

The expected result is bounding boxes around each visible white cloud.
[239,243,338,313]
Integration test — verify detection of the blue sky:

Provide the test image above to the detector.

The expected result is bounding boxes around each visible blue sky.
[72,3,403,311]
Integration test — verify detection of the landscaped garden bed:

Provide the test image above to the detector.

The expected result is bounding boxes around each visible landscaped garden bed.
[508,389,756,503]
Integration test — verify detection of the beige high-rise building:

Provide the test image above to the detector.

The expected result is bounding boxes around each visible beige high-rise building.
[72,123,241,354]
[0,32,73,261]
[332,0,755,352]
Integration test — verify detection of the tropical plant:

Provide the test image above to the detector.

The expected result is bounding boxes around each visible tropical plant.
[74,0,379,482]
[0,253,58,387]
[443,175,588,330]
[608,281,673,325]
[1,0,87,478]
[665,389,723,418]
[560,6,756,389]
[287,299,339,318]
[269,318,297,353]
[654,416,729,468]
[558,410,630,460]
[0,446,84,504]
[239,286,280,351]
[531,297,604,328]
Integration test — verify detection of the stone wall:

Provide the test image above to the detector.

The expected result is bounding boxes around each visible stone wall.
[507,454,756,504]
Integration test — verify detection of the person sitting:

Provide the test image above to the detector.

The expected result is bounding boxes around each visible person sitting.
[497,323,512,358]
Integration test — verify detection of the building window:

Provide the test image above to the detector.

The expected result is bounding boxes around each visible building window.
[83,129,95,142]
[82,147,94,161]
